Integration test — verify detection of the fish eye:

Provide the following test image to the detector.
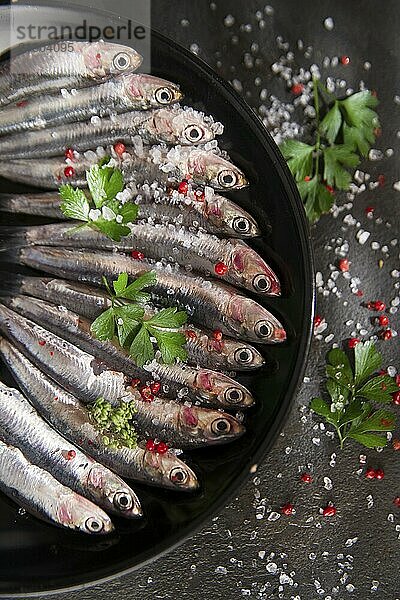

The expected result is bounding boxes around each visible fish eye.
[113,52,131,71]
[211,418,232,434]
[218,170,238,188]
[114,491,133,511]
[232,217,251,234]
[234,347,253,365]
[224,387,244,405]
[85,516,104,533]
[255,320,273,339]
[170,467,188,485]
[155,87,173,105]
[184,124,205,143]
[253,274,271,292]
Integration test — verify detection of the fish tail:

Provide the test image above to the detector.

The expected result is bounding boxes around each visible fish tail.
[0,272,24,297]
[0,226,28,252]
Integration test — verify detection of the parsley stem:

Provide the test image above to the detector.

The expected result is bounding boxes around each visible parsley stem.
[312,75,321,179]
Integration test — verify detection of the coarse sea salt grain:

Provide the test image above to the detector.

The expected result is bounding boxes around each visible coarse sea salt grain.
[323,17,334,30]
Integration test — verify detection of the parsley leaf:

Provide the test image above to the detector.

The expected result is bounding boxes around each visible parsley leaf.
[279,80,379,223]
[90,272,188,367]
[280,140,314,181]
[297,177,334,223]
[129,324,155,367]
[310,341,397,449]
[59,160,136,242]
[320,101,342,144]
[323,145,360,190]
[59,185,90,221]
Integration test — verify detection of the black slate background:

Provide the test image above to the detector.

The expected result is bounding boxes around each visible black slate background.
[16,1,400,598]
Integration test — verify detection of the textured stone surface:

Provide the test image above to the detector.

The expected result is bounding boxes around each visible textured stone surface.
[34,1,400,598]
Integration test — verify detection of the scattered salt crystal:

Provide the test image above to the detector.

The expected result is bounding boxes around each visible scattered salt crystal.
[258,550,266,559]
[223,14,235,27]
[266,562,278,574]
[345,537,358,547]
[268,511,281,521]
[215,566,227,574]
[190,43,200,55]
[393,181,400,192]
[356,230,370,245]
[346,583,355,592]
[324,477,333,490]
[323,17,334,30]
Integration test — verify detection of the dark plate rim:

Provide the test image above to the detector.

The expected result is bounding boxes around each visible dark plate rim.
[0,5,315,597]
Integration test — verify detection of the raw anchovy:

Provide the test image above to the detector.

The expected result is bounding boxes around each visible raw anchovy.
[0,304,246,448]
[2,293,255,409]
[2,294,257,408]
[10,246,286,344]
[0,74,182,135]
[1,222,280,296]
[0,339,198,492]
[0,276,264,372]
[0,144,247,191]
[0,41,142,106]
[0,378,142,518]
[0,106,220,159]
[0,436,113,534]
[0,186,261,238]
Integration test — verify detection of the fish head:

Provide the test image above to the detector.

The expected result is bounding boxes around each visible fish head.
[83,42,142,76]
[216,337,265,370]
[127,74,182,106]
[226,295,287,344]
[229,243,281,296]
[193,407,246,443]
[87,465,142,518]
[58,493,114,535]
[190,152,248,190]
[143,450,199,491]
[195,369,255,408]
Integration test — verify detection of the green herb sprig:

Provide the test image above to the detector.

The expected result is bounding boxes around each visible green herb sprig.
[310,341,398,449]
[280,80,380,222]
[89,396,137,449]
[90,272,188,367]
[60,162,138,241]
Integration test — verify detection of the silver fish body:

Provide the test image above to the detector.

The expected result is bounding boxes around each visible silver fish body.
[0,106,219,159]
[0,74,182,136]
[2,294,257,408]
[13,246,286,344]
[0,379,142,518]
[0,339,198,492]
[0,304,246,447]
[0,436,114,534]
[5,221,280,296]
[0,41,142,106]
[0,187,261,238]
[0,276,264,371]
[0,144,247,191]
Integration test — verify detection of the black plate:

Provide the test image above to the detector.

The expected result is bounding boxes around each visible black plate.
[0,3,314,596]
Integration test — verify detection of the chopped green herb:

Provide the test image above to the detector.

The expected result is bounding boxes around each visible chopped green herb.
[310,341,397,449]
[89,397,137,449]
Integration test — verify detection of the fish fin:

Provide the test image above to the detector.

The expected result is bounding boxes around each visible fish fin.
[0,226,28,252]
[0,273,24,297]
[0,194,15,213]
